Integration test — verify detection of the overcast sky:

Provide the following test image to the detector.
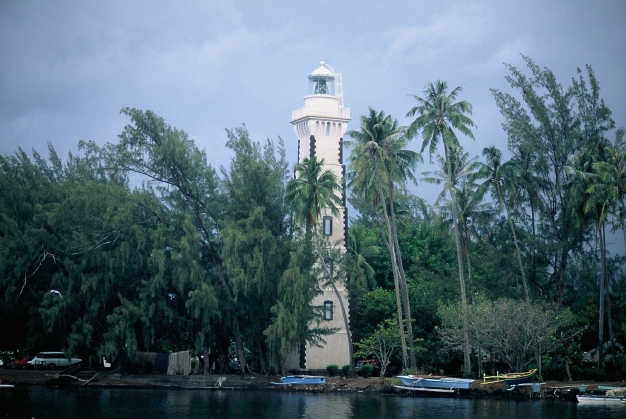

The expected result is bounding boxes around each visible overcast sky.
[1,0,625,242]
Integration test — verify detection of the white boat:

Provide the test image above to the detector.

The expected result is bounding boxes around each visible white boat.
[576,394,625,404]
[397,375,474,390]
[271,375,326,385]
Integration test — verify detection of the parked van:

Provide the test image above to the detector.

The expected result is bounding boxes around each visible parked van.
[27,352,81,370]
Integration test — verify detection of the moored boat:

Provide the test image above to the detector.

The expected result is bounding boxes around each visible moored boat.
[576,394,625,404]
[271,375,326,385]
[397,375,474,390]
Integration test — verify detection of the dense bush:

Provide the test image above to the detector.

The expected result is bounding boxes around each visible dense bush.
[359,363,374,378]
[326,364,339,376]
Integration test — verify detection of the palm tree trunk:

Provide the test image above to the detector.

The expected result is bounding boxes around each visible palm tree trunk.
[387,174,417,370]
[312,224,355,373]
[375,172,408,371]
[445,144,471,375]
[597,222,605,370]
[504,203,529,300]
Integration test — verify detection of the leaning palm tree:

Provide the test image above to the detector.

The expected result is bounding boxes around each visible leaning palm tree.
[346,107,421,371]
[285,156,354,371]
[407,81,476,375]
[474,146,529,301]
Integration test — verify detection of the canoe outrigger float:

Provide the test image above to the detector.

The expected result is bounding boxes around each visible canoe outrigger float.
[481,369,537,386]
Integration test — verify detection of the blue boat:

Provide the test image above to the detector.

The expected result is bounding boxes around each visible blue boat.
[397,375,474,390]
[271,375,326,385]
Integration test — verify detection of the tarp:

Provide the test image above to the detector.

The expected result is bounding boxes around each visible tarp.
[167,350,191,375]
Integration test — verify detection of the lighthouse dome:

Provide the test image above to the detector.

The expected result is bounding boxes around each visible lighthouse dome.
[310,61,334,77]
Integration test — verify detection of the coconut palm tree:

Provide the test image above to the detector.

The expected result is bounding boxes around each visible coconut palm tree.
[285,156,354,371]
[567,137,617,369]
[346,107,421,371]
[422,144,486,297]
[406,80,476,375]
[474,146,529,301]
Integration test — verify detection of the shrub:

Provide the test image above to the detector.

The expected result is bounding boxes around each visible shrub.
[326,364,339,376]
[359,363,374,378]
[341,365,350,376]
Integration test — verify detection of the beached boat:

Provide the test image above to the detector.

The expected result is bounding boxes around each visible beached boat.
[503,369,537,386]
[481,369,537,386]
[271,375,326,385]
[397,375,474,390]
[576,394,625,404]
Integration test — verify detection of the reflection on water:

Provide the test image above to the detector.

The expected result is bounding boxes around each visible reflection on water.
[1,387,626,419]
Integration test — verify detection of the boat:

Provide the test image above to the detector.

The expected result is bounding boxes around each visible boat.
[397,375,474,390]
[0,384,15,388]
[503,369,537,386]
[576,394,625,404]
[271,375,326,385]
[481,369,537,386]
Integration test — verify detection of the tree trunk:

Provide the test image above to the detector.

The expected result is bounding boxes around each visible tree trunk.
[203,341,211,375]
[387,172,417,371]
[597,222,606,370]
[374,170,408,371]
[504,202,529,300]
[216,269,248,375]
[445,144,471,375]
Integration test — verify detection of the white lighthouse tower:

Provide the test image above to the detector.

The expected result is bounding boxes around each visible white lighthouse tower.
[287,61,351,371]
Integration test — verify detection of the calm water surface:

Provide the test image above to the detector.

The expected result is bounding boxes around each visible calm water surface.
[2,387,626,419]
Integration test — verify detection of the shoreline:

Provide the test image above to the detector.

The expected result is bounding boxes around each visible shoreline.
[0,369,619,401]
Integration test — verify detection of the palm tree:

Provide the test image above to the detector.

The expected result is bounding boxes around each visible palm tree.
[568,139,614,370]
[285,156,355,371]
[406,81,476,375]
[347,107,421,371]
[474,146,529,301]
[422,144,486,298]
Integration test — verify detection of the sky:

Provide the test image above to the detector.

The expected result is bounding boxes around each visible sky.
[1,0,625,248]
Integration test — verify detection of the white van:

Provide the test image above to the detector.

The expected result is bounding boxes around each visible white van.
[28,352,82,370]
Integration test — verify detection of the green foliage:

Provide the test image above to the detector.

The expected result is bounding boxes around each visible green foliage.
[341,365,350,376]
[354,318,406,377]
[359,363,374,378]
[326,364,339,376]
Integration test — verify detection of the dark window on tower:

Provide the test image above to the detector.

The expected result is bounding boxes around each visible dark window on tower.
[323,216,332,236]
[324,300,333,320]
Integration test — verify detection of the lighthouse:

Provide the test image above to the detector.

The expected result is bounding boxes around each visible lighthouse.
[287,61,351,371]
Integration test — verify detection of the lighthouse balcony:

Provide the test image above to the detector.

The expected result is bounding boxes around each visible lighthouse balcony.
[291,105,350,122]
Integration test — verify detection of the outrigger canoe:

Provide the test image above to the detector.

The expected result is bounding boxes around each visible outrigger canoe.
[481,369,537,386]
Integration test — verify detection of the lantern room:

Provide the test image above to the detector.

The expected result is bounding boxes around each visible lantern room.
[308,61,335,96]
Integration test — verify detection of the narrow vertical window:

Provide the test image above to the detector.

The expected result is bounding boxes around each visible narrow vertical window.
[324,300,333,320]
[325,122,331,136]
[323,216,332,236]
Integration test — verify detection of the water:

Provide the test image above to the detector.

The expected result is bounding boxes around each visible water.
[1,387,625,419]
